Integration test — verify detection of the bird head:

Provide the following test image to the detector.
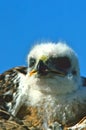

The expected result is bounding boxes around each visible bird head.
[27,42,81,95]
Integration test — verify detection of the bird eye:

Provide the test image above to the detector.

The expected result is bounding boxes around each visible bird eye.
[55,57,71,69]
[49,57,71,70]
[29,58,36,67]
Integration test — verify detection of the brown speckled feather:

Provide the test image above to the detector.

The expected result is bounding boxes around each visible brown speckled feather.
[0,66,86,130]
[0,66,27,119]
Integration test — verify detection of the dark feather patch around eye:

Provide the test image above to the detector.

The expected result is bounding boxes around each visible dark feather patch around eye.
[49,57,71,70]
[56,57,71,69]
[29,58,36,67]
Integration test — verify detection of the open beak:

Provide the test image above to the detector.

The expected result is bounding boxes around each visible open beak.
[29,68,66,77]
[29,59,67,77]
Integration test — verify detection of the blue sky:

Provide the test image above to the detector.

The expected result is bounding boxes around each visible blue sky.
[0,0,86,76]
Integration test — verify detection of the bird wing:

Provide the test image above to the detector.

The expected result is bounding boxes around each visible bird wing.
[0,66,86,129]
[0,66,27,119]
[0,66,44,129]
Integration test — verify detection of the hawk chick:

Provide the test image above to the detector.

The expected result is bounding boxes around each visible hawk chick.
[0,42,86,129]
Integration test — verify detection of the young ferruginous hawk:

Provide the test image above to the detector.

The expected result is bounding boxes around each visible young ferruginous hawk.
[0,42,86,130]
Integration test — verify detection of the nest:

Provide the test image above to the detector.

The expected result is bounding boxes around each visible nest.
[0,109,86,130]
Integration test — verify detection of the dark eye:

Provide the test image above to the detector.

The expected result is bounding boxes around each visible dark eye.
[29,58,36,67]
[55,57,71,69]
[48,57,71,70]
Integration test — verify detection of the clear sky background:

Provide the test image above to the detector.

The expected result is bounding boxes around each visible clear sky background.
[0,0,86,76]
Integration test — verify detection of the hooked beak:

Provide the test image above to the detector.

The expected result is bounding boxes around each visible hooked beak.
[29,60,67,77]
[29,60,49,76]
[29,70,37,76]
